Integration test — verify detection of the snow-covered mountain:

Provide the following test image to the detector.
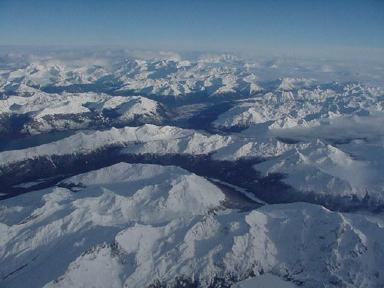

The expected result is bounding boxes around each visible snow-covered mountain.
[1,50,384,288]
[0,163,225,288]
[255,139,384,204]
[62,203,380,288]
[0,92,168,136]
[1,165,383,287]
[1,120,383,210]
[0,56,262,100]
[214,82,382,130]
[0,123,303,168]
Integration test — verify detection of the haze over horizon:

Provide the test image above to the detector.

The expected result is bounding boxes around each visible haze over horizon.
[1,0,384,60]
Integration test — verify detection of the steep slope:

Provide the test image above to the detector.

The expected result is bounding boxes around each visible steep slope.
[1,122,382,210]
[0,163,225,288]
[45,203,384,288]
[1,51,384,288]
[214,82,382,130]
[254,140,384,205]
[0,61,108,92]
[0,124,298,169]
[0,56,263,100]
[1,163,383,288]
[0,92,167,136]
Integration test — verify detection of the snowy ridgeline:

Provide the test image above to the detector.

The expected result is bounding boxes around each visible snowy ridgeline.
[0,91,167,136]
[1,118,384,206]
[1,163,383,288]
[1,52,383,98]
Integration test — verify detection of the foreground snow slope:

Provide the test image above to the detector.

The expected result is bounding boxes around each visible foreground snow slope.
[43,204,384,287]
[1,163,383,288]
[48,203,384,288]
[0,163,225,288]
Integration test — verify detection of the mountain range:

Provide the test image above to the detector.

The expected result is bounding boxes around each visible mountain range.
[0,51,383,288]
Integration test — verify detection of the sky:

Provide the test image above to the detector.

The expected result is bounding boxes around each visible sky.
[0,0,383,58]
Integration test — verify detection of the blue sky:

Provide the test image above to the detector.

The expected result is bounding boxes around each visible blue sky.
[0,0,383,56]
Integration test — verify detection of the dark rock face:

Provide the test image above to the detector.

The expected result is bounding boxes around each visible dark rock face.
[0,113,31,139]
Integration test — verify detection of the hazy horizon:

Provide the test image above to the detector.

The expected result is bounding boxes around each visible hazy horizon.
[1,0,384,60]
